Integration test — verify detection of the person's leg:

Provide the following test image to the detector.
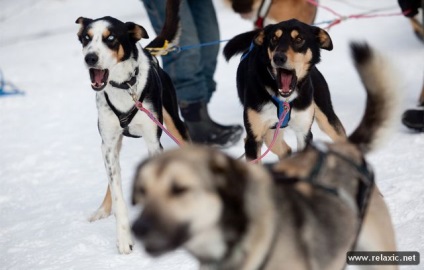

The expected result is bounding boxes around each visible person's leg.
[142,0,208,103]
[188,0,219,102]
[142,0,243,146]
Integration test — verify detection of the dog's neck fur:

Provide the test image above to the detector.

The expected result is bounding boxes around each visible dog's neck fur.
[99,44,151,113]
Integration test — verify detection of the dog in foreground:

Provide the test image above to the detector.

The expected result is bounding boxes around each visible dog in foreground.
[75,0,188,254]
[132,43,398,269]
[224,19,347,161]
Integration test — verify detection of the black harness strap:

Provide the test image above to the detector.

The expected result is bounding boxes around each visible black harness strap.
[104,92,139,129]
[308,141,375,267]
[109,67,139,90]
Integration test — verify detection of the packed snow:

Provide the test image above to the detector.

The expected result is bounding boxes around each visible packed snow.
[0,0,423,269]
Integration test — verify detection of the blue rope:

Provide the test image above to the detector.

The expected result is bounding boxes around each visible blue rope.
[0,69,24,97]
[171,39,231,53]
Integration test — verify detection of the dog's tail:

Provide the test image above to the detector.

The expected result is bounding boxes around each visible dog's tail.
[348,42,399,154]
[146,0,181,52]
[223,29,260,61]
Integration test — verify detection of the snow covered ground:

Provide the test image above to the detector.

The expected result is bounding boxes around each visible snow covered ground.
[0,0,423,269]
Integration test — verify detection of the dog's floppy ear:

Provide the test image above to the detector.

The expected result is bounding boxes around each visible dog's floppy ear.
[75,17,92,26]
[223,29,261,61]
[75,17,93,37]
[313,26,333,50]
[125,22,149,42]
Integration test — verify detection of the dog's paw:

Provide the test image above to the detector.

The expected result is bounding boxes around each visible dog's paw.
[88,207,112,222]
[117,228,134,254]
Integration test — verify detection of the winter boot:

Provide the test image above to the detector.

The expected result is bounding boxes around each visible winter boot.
[402,109,424,132]
[180,101,243,148]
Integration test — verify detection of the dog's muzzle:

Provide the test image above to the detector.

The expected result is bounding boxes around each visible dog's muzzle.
[132,213,189,257]
[89,68,109,91]
[276,68,297,97]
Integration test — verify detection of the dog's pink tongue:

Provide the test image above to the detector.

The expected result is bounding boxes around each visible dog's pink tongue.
[93,69,106,84]
[280,73,292,93]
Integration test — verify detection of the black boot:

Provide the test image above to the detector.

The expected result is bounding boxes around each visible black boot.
[180,101,243,148]
[402,109,424,132]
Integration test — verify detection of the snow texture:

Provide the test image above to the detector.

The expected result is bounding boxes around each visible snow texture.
[0,0,423,269]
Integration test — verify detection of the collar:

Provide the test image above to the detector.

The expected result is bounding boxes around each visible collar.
[109,67,139,90]
[270,96,292,129]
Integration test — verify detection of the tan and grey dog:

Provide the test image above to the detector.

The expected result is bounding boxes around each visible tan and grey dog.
[132,43,398,269]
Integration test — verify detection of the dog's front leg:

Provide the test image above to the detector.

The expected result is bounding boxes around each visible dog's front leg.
[290,106,314,151]
[101,132,133,254]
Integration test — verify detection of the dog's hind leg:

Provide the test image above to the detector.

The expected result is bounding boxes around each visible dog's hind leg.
[314,102,347,142]
[160,70,191,144]
[264,129,291,159]
[355,188,398,269]
[89,185,112,222]
[311,68,347,141]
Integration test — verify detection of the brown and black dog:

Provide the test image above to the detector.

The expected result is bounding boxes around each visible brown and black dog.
[224,19,346,161]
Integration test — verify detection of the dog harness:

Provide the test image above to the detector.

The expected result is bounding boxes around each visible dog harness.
[306,141,375,260]
[104,64,157,138]
[270,96,292,129]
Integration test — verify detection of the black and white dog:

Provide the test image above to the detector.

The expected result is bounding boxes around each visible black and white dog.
[75,0,189,254]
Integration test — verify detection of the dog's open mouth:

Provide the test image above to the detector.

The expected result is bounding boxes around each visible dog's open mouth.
[89,68,109,91]
[276,68,297,97]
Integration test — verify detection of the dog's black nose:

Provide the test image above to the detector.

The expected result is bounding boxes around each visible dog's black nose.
[85,53,99,66]
[273,52,287,66]
[132,217,152,238]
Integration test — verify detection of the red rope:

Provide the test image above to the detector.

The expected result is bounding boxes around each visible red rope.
[135,101,183,146]
[307,0,411,30]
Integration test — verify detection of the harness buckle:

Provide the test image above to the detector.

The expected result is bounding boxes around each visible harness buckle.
[126,82,138,102]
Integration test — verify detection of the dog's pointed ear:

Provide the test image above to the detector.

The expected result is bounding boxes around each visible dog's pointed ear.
[313,27,333,50]
[125,22,149,42]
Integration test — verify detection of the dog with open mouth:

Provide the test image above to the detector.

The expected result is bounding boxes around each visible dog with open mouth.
[75,0,190,254]
[131,42,398,270]
[224,19,346,161]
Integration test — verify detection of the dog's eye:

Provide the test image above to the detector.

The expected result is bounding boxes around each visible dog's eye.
[170,184,188,196]
[107,35,115,41]
[271,36,278,45]
[84,35,91,41]
[137,186,146,196]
